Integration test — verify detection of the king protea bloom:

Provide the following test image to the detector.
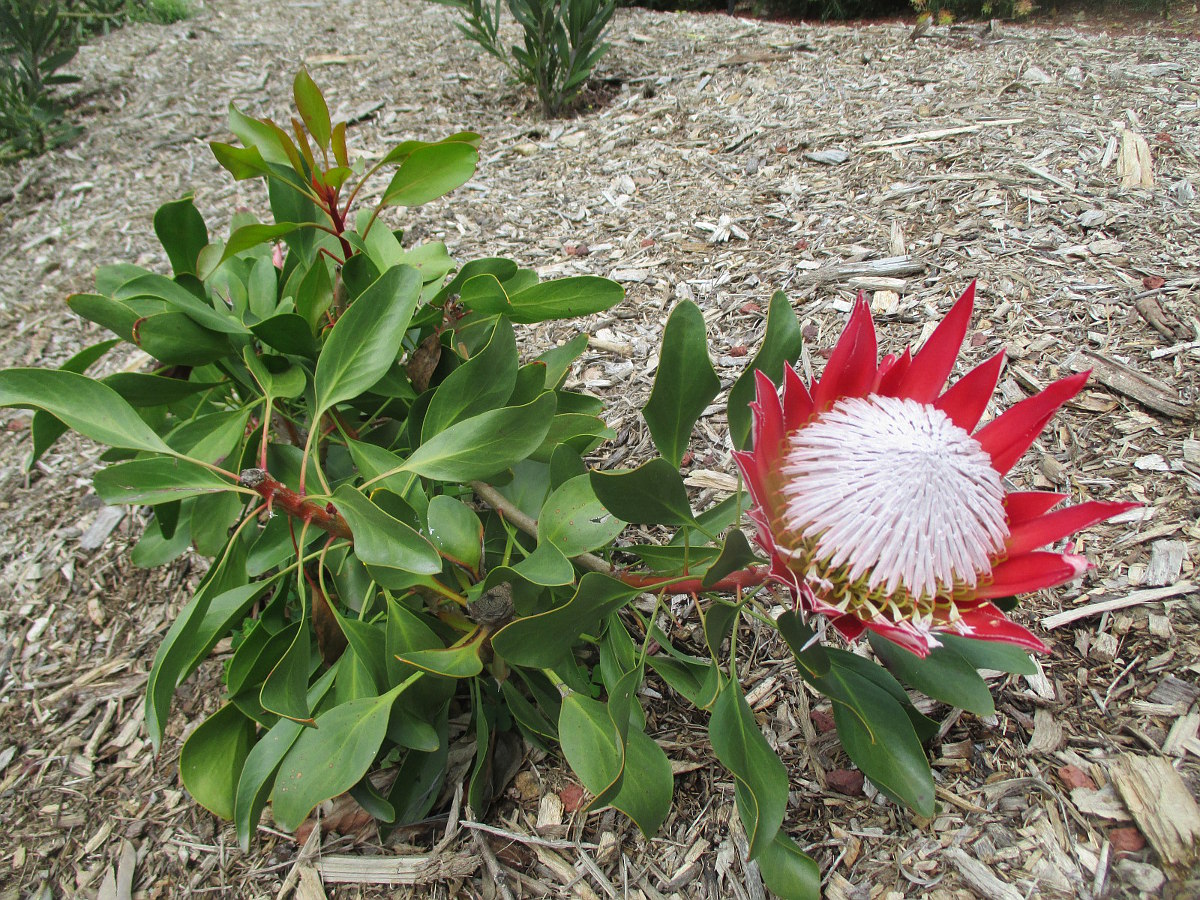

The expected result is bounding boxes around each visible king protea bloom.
[735,283,1136,657]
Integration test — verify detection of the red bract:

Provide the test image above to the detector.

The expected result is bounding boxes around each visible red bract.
[733,282,1136,657]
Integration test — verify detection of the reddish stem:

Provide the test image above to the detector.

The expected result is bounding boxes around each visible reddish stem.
[615,566,772,595]
[239,468,352,541]
[325,188,354,262]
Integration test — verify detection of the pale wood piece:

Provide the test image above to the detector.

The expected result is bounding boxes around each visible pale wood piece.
[1068,350,1195,420]
[943,847,1025,900]
[316,852,478,885]
[1109,753,1200,872]
[1145,540,1188,586]
[1042,582,1195,630]
[862,118,1024,149]
[294,868,327,900]
[1118,129,1155,189]
[797,254,926,286]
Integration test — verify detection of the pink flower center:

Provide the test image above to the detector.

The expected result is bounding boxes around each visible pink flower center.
[779,395,1008,603]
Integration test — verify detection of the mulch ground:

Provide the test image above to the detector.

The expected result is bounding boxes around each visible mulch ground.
[1,1,1198,897]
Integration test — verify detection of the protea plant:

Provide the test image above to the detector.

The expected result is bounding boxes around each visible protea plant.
[735,283,1136,657]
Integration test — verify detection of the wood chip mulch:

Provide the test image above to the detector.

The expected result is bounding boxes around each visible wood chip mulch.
[1,1,1198,897]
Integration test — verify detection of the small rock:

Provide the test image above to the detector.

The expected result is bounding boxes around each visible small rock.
[811,709,836,733]
[1022,65,1052,85]
[804,149,850,166]
[513,770,540,802]
[558,132,585,148]
[1115,859,1165,893]
[513,142,538,157]
[1172,178,1196,205]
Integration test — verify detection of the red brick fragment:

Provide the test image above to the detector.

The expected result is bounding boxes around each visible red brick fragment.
[1057,764,1096,791]
[1108,827,1146,855]
[811,709,836,733]
[827,768,865,796]
[559,783,587,813]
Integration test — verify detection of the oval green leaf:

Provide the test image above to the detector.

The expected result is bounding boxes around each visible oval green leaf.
[643,300,720,467]
[313,265,422,414]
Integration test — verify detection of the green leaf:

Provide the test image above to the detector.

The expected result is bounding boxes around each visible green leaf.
[753,831,820,900]
[867,633,995,716]
[313,265,422,414]
[589,458,697,526]
[431,257,518,306]
[0,369,172,455]
[135,313,231,367]
[422,318,518,439]
[536,333,589,389]
[396,636,485,679]
[937,633,1036,675]
[492,573,639,667]
[647,654,721,710]
[145,574,272,748]
[293,68,331,150]
[701,529,761,588]
[243,349,306,401]
[115,272,247,336]
[179,704,256,820]
[234,664,338,850]
[211,141,272,181]
[559,692,624,807]
[104,372,221,408]
[709,679,788,859]
[401,393,556,481]
[776,611,831,679]
[154,195,208,277]
[825,648,937,742]
[610,727,673,836]
[426,495,483,572]
[462,275,623,324]
[271,680,415,832]
[643,301,720,466]
[728,291,802,450]
[227,103,295,168]
[385,705,449,827]
[212,222,300,271]
[165,408,251,464]
[250,313,317,358]
[700,600,739,658]
[28,339,119,469]
[538,474,625,557]
[381,141,478,207]
[260,624,313,724]
[332,486,443,584]
[828,670,934,816]
[94,457,235,506]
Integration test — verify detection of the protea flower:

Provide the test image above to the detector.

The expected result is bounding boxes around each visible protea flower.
[734,283,1136,657]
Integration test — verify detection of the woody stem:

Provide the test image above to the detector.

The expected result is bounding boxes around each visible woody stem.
[239,468,352,541]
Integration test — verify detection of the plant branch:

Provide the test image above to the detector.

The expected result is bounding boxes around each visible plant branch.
[469,479,771,594]
[239,468,352,540]
[471,480,610,574]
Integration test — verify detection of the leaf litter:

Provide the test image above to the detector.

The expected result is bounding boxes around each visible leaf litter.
[0,1,1198,897]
